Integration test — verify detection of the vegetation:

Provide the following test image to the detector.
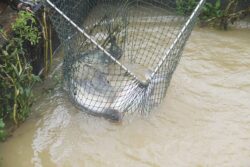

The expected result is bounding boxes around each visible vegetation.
[176,0,198,15]
[177,0,250,30]
[200,0,223,21]
[41,10,53,75]
[0,11,41,141]
[201,0,250,29]
[0,119,6,141]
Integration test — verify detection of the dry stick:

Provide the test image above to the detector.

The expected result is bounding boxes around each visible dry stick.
[42,10,49,75]
[13,86,18,125]
[206,7,250,24]
[4,70,18,124]
[49,25,53,68]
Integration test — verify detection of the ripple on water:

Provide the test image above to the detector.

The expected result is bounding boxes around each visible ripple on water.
[0,28,250,167]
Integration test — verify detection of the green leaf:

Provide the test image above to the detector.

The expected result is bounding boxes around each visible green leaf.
[215,0,221,10]
[0,119,5,129]
[3,50,8,56]
[206,3,213,8]
[11,64,19,77]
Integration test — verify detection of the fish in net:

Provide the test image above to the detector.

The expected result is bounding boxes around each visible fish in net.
[44,0,205,121]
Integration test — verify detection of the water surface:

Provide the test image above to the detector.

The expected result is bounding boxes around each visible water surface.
[0,28,250,167]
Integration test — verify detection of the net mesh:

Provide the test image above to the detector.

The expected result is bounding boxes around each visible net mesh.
[45,0,205,119]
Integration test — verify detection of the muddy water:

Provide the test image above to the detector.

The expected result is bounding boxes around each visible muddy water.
[1,28,250,167]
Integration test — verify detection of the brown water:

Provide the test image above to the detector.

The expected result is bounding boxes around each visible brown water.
[1,28,250,167]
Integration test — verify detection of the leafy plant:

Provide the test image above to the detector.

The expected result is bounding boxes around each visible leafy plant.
[219,0,250,30]
[12,11,40,45]
[176,0,250,30]
[0,11,41,130]
[176,0,198,15]
[200,0,222,20]
[0,119,6,141]
[200,0,250,29]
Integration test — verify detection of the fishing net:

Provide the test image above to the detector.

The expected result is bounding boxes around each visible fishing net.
[45,0,205,120]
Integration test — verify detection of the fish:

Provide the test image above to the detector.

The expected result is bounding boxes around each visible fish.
[68,51,165,121]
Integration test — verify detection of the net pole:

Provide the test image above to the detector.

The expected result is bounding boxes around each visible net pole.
[148,0,206,83]
[46,0,149,86]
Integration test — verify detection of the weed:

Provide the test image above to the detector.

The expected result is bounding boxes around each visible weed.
[0,11,41,132]
[0,119,6,141]
[176,0,198,15]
